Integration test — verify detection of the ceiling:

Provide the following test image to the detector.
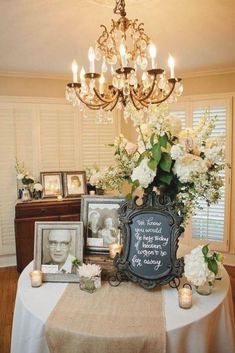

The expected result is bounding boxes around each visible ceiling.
[0,0,235,77]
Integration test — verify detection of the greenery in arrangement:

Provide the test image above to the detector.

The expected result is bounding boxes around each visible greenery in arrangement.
[15,158,43,191]
[99,102,225,224]
[184,245,223,287]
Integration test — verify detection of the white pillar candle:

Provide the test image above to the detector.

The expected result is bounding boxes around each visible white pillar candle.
[57,195,63,201]
[149,43,157,69]
[30,270,42,287]
[109,243,123,259]
[89,190,95,195]
[178,287,192,309]
[119,42,127,67]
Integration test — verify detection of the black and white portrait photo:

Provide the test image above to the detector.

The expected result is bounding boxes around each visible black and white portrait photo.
[34,222,83,282]
[81,196,125,253]
[63,171,87,197]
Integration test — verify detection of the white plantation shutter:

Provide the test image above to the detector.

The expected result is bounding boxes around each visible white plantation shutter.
[39,105,80,171]
[0,103,35,255]
[192,104,227,242]
[80,111,119,168]
[169,109,186,128]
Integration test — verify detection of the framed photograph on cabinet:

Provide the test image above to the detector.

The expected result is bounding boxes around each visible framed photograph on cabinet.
[81,195,125,254]
[63,171,87,198]
[34,221,83,282]
[40,172,63,198]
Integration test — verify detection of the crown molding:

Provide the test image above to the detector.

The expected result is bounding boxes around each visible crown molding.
[0,67,235,81]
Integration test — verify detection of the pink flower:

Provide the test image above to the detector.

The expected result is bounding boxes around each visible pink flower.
[125,142,137,155]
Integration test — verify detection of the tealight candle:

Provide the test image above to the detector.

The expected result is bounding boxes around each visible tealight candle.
[178,287,192,309]
[89,190,95,195]
[57,195,63,201]
[109,243,123,259]
[30,270,42,287]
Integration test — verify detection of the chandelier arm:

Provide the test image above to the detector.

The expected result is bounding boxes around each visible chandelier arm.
[93,87,119,104]
[130,77,156,103]
[129,90,144,110]
[143,80,176,105]
[109,91,121,111]
[74,90,109,109]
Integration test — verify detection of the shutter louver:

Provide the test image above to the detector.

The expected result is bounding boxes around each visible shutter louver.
[192,105,226,242]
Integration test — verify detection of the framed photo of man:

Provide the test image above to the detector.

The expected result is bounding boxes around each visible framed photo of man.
[81,195,125,254]
[63,171,87,198]
[34,221,83,282]
[40,172,63,198]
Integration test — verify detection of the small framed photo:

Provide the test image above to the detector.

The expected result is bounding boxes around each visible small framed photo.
[81,195,125,254]
[40,172,63,198]
[63,171,87,198]
[34,222,83,282]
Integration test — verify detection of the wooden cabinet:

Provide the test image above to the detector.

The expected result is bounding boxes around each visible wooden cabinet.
[15,198,81,272]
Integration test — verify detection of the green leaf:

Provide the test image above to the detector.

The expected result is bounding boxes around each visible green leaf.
[202,244,209,257]
[159,152,172,172]
[208,259,218,275]
[158,173,173,185]
[152,143,161,163]
[150,133,155,147]
[159,134,167,148]
[126,193,132,201]
[148,158,157,171]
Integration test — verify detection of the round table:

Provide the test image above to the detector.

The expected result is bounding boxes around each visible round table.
[11,262,235,353]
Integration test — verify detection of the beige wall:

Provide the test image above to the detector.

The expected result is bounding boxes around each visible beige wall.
[1,71,235,264]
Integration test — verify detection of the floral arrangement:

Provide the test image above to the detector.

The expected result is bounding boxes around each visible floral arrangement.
[101,102,225,223]
[184,245,223,287]
[85,166,107,190]
[15,158,43,195]
[78,263,102,279]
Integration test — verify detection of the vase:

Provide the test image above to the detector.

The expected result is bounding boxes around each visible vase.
[21,186,31,202]
[79,276,101,293]
[195,281,214,295]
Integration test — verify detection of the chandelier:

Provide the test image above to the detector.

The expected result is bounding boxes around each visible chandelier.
[65,0,183,121]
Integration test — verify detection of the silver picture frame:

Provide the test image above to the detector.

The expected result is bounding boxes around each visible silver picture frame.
[34,221,83,282]
[81,195,125,254]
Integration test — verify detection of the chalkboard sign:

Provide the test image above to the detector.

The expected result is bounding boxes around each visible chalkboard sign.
[115,192,184,289]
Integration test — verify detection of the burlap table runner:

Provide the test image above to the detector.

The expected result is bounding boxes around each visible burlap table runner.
[45,281,166,353]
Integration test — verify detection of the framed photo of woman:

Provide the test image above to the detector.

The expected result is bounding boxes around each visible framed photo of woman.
[81,195,125,254]
[63,171,87,198]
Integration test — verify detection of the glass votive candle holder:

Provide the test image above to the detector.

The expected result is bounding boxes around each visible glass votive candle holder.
[30,270,43,287]
[109,243,123,259]
[178,287,193,309]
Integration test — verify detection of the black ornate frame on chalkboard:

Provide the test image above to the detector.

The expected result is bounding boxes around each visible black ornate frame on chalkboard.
[114,191,184,289]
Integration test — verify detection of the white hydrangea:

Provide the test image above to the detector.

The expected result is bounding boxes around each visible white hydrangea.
[78,263,101,279]
[170,144,184,160]
[173,154,207,182]
[204,145,225,165]
[131,158,156,188]
[184,246,215,287]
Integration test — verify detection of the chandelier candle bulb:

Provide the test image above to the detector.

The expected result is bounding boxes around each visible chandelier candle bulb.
[119,42,127,67]
[88,47,95,73]
[178,288,193,309]
[99,74,105,94]
[168,55,175,78]
[72,60,78,83]
[149,43,157,69]
[80,67,85,82]
[30,270,42,288]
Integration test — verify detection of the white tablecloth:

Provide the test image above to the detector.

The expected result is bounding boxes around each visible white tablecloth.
[11,262,235,353]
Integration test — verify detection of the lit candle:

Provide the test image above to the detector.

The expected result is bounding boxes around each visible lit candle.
[149,43,157,69]
[109,243,123,259]
[119,42,127,67]
[88,46,95,73]
[80,66,85,82]
[99,74,105,94]
[89,190,95,195]
[72,60,78,83]
[178,288,192,309]
[168,55,175,78]
[57,195,63,201]
[30,270,42,287]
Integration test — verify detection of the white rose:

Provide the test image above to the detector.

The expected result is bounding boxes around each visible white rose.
[170,144,184,160]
